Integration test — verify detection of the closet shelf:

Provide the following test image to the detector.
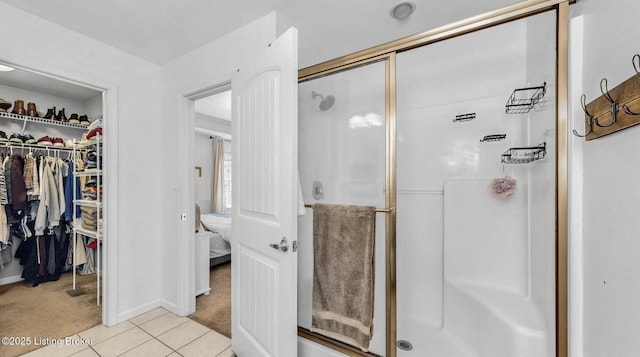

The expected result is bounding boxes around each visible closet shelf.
[0,111,87,130]
[501,142,546,164]
[74,137,101,149]
[73,199,102,207]
[74,169,103,177]
[74,226,103,238]
[0,141,73,151]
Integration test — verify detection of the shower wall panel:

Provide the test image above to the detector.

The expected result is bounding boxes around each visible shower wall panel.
[396,11,556,357]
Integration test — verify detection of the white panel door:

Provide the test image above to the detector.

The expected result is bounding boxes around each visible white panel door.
[231,27,298,357]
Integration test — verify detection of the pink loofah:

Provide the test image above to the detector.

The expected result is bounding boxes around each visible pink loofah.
[490,176,517,197]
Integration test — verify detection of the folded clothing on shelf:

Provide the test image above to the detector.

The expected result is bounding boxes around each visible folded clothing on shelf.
[80,206,102,231]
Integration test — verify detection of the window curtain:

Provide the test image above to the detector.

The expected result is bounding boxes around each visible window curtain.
[211,137,225,213]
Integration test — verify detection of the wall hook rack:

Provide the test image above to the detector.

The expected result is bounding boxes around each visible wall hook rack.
[579,53,640,140]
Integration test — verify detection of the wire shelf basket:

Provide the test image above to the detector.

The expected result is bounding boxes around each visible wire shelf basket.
[480,134,506,142]
[453,113,476,122]
[505,82,546,114]
[501,142,546,164]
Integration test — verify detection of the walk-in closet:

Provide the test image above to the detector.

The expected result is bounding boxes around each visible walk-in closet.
[0,65,105,357]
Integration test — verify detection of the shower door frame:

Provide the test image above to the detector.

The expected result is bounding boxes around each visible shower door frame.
[298,1,570,357]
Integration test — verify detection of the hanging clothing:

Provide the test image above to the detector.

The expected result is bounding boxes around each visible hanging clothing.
[4,155,12,205]
[0,155,7,205]
[10,154,27,213]
[33,156,71,235]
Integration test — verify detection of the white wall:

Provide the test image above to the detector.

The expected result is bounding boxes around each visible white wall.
[0,2,163,325]
[570,0,640,356]
[159,12,277,314]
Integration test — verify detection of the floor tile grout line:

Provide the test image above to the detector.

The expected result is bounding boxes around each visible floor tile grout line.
[81,322,138,348]
[141,318,191,338]
[152,320,216,353]
[153,335,179,355]
[128,309,171,328]
[112,328,155,357]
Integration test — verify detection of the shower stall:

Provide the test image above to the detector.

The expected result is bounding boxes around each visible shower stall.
[298,9,558,357]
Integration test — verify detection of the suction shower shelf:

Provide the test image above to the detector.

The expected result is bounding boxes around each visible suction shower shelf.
[501,142,546,164]
[480,134,506,142]
[505,82,546,114]
[453,113,476,122]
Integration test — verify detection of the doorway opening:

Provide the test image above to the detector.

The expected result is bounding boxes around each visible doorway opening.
[188,84,233,338]
[0,63,108,357]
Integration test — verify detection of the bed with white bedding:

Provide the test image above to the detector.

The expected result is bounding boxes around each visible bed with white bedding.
[199,213,232,266]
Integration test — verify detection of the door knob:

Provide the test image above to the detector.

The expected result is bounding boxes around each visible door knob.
[269,237,289,252]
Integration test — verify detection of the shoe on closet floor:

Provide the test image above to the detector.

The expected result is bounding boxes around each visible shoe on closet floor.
[9,133,24,143]
[37,136,53,146]
[53,137,65,147]
[23,134,36,144]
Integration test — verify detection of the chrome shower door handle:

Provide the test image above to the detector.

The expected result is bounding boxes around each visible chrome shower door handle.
[269,237,289,252]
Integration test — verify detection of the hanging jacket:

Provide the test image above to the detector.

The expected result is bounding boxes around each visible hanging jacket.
[10,154,27,212]
[34,158,62,235]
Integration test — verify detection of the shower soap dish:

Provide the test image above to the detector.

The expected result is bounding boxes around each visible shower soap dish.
[501,142,546,164]
[505,82,546,114]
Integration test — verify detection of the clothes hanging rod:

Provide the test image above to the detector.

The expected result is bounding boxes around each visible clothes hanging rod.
[0,141,74,151]
[304,204,393,213]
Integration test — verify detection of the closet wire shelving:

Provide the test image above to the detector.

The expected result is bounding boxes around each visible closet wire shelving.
[72,134,102,305]
[0,111,88,131]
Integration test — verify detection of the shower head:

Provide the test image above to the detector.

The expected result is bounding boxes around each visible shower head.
[312,91,335,111]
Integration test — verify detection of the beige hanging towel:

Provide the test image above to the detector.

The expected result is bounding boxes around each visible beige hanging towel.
[311,204,376,352]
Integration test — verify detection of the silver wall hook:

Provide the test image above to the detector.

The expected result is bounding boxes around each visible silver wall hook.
[594,78,618,128]
[573,94,595,137]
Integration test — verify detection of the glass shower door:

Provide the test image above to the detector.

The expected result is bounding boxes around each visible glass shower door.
[297,60,387,355]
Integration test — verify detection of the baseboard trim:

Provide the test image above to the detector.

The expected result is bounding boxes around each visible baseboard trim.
[115,299,163,326]
[0,275,24,286]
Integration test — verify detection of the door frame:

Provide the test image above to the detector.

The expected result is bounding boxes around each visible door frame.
[179,81,232,315]
[0,59,119,326]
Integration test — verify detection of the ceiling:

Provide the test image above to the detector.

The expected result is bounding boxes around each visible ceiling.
[0,0,520,68]
[0,0,520,105]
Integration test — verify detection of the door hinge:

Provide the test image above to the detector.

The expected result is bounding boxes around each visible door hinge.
[292,240,298,252]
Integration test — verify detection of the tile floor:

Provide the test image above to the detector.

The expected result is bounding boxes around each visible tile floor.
[22,307,234,357]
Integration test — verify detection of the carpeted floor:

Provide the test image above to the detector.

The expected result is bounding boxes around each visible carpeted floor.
[0,272,102,357]
[190,262,231,338]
